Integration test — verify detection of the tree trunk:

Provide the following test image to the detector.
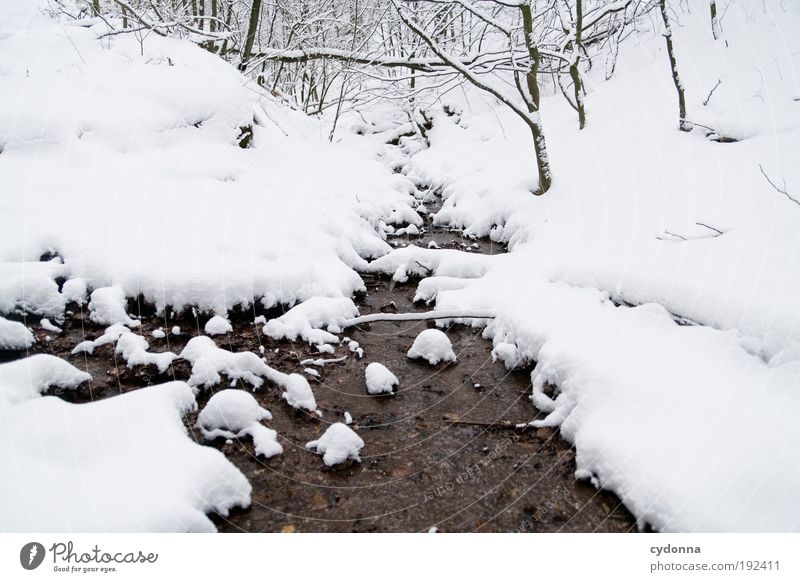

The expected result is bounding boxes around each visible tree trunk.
[521,2,552,193]
[241,0,263,71]
[569,0,586,129]
[659,0,688,132]
[710,0,720,40]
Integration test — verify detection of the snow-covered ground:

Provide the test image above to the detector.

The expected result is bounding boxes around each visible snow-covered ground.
[365,0,800,531]
[1,0,799,533]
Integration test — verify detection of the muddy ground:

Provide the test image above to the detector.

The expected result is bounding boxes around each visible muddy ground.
[5,211,639,533]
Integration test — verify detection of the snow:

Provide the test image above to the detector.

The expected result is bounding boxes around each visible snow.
[407,329,457,365]
[0,0,418,322]
[180,336,273,390]
[0,317,34,350]
[365,362,399,395]
[204,315,233,336]
[362,0,800,531]
[306,423,365,466]
[348,340,364,358]
[2,0,800,533]
[115,331,177,373]
[263,297,359,345]
[344,411,353,425]
[0,355,91,406]
[39,318,62,333]
[87,287,140,328]
[281,373,318,412]
[196,389,282,459]
[151,328,166,339]
[179,336,318,412]
[0,359,251,531]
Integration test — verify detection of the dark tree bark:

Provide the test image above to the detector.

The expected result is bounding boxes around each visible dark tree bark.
[659,0,688,131]
[241,0,263,71]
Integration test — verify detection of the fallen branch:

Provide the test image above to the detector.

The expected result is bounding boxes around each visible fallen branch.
[695,222,724,236]
[341,309,495,328]
[759,164,799,206]
[445,419,530,430]
[702,79,722,106]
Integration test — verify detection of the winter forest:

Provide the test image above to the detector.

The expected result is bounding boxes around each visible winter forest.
[1,0,799,534]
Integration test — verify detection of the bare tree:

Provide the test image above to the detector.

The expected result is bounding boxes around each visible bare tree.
[659,0,688,131]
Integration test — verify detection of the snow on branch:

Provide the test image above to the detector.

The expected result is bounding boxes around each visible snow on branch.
[341,309,495,328]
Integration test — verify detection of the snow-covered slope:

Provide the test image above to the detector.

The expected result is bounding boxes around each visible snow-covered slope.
[374,0,800,531]
[0,0,419,317]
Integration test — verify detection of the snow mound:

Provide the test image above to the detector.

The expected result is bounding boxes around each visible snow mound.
[40,318,62,333]
[71,324,176,373]
[281,373,318,412]
[0,354,91,406]
[365,362,399,395]
[0,261,66,318]
[180,336,272,389]
[0,317,34,350]
[0,367,251,531]
[407,329,457,365]
[263,297,358,345]
[196,390,282,459]
[115,331,177,373]
[180,336,317,412]
[87,287,140,328]
[204,315,233,336]
[306,422,364,466]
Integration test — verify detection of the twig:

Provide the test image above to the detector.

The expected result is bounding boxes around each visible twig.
[656,230,687,241]
[702,79,722,106]
[695,222,724,235]
[759,164,799,206]
[341,309,495,328]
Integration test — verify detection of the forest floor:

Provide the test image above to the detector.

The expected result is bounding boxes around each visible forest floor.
[7,204,637,533]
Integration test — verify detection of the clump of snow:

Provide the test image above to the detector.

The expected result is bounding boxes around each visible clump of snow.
[263,297,358,345]
[0,261,66,318]
[306,422,364,466]
[407,329,457,365]
[171,326,181,335]
[61,278,87,305]
[204,315,232,336]
[88,287,140,328]
[196,389,282,458]
[365,362,399,395]
[179,336,318,412]
[115,331,177,373]
[0,354,91,405]
[344,411,353,425]
[180,336,272,389]
[71,324,128,355]
[281,373,318,412]
[348,340,364,358]
[0,317,34,350]
[0,363,250,531]
[40,318,62,333]
[394,224,420,237]
[151,328,166,339]
[71,324,176,373]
